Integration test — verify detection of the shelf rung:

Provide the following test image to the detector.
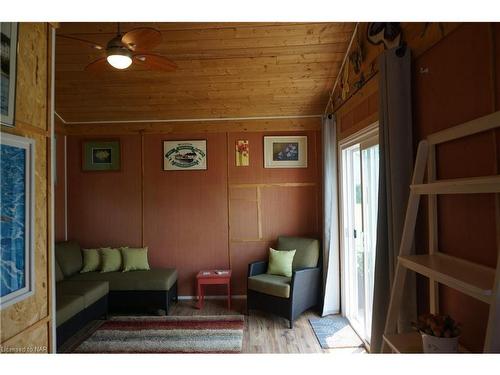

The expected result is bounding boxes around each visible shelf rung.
[383,332,423,353]
[411,175,500,195]
[398,253,495,304]
[383,332,469,353]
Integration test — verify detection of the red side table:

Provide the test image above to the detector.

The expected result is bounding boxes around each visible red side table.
[196,270,232,310]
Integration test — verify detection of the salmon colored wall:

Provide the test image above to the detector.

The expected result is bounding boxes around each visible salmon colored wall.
[227,131,322,293]
[65,129,322,296]
[142,133,229,296]
[412,23,499,352]
[333,22,499,352]
[55,133,66,242]
[67,135,142,248]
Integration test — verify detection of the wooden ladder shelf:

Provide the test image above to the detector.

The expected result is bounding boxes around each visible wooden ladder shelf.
[382,110,500,353]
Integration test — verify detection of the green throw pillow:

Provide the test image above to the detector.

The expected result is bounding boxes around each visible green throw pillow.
[267,248,296,277]
[100,248,122,273]
[121,247,150,272]
[80,248,101,273]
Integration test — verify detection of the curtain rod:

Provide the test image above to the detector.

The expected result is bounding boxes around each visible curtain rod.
[323,22,359,116]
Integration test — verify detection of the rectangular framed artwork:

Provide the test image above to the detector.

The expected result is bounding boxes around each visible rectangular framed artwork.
[264,135,308,168]
[0,132,35,309]
[0,22,18,127]
[163,140,207,171]
[82,140,121,171]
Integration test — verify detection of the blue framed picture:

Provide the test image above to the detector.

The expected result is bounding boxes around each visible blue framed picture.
[0,132,35,309]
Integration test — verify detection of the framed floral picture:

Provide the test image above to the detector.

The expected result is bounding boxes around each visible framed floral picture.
[82,140,121,171]
[235,140,249,166]
[1,22,18,127]
[0,133,35,309]
[263,135,308,168]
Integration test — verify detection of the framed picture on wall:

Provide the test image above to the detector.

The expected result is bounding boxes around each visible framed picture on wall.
[0,133,35,309]
[163,140,207,170]
[82,140,121,171]
[0,22,18,127]
[264,135,308,168]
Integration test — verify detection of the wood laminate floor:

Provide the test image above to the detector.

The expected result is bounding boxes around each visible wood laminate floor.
[59,298,367,354]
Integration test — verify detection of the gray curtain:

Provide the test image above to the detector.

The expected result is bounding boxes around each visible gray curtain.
[370,47,416,352]
[321,114,340,316]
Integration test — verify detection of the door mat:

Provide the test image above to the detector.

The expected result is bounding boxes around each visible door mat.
[309,315,364,349]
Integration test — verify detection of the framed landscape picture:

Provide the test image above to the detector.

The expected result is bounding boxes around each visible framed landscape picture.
[82,140,121,171]
[0,133,35,309]
[163,140,207,170]
[1,22,18,127]
[264,135,308,168]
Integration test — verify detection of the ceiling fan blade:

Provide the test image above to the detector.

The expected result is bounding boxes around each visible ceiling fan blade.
[122,27,162,51]
[84,57,111,72]
[57,34,104,50]
[133,54,177,72]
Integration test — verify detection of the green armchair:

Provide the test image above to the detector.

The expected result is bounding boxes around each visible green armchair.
[247,236,321,328]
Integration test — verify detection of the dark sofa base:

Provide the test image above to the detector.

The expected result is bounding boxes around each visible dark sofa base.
[247,289,319,328]
[56,295,108,351]
[107,282,178,314]
[56,282,178,351]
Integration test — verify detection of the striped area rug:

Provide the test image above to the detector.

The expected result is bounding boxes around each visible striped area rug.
[73,315,245,353]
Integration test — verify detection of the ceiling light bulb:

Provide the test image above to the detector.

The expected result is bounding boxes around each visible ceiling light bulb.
[107,53,132,70]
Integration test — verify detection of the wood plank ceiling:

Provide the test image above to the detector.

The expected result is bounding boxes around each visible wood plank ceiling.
[55,22,355,123]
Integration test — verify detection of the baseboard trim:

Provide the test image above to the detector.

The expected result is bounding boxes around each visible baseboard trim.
[178,295,247,301]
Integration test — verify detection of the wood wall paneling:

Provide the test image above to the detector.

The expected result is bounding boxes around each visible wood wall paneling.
[67,135,142,248]
[54,134,66,241]
[333,22,499,352]
[0,23,52,353]
[331,22,461,113]
[142,133,229,296]
[64,126,322,297]
[336,75,378,140]
[260,185,319,240]
[229,187,261,241]
[413,23,499,352]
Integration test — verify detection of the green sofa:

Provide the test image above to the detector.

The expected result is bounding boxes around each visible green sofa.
[55,240,178,349]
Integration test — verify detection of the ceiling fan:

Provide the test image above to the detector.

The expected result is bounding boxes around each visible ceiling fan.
[57,23,177,72]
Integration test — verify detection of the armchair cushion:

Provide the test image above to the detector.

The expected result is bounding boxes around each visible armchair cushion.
[267,248,296,277]
[248,274,291,298]
[278,236,319,270]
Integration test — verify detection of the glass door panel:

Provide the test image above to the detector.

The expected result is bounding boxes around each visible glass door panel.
[360,143,379,342]
[340,129,379,345]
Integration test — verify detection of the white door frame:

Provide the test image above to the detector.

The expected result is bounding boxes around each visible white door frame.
[338,122,379,346]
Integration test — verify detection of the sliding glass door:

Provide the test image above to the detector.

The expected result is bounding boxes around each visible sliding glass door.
[340,126,379,345]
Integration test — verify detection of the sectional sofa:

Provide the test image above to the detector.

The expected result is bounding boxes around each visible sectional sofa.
[55,241,178,349]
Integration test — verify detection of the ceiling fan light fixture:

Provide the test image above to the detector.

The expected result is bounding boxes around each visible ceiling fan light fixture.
[106,47,132,69]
